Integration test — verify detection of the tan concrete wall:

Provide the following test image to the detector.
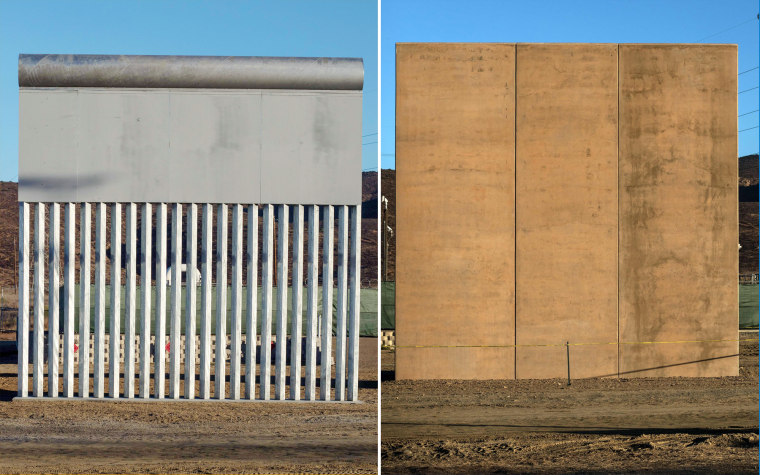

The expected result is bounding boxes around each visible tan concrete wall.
[618,44,738,377]
[395,43,738,380]
[395,43,516,379]
[515,44,619,379]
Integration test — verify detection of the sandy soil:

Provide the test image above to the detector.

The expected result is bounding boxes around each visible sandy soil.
[0,338,379,474]
[381,336,759,474]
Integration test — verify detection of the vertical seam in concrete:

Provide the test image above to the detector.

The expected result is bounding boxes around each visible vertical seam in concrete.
[616,44,620,379]
[394,44,399,373]
[260,92,263,206]
[513,44,518,380]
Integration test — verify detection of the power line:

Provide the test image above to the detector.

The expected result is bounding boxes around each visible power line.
[696,16,757,42]
[739,86,759,94]
[362,132,378,137]
[362,141,378,145]
[739,67,759,76]
[739,125,758,132]
[739,109,759,117]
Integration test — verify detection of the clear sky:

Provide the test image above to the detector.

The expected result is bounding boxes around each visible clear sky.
[381,0,759,169]
[0,0,378,181]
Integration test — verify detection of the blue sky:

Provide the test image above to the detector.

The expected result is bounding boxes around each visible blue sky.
[0,0,378,181]
[381,0,759,169]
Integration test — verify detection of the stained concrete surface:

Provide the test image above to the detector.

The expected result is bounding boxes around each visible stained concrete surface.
[19,89,362,205]
[515,44,619,379]
[396,43,738,380]
[618,44,738,377]
[395,43,516,379]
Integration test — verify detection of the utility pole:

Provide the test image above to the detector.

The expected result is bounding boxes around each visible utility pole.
[385,225,393,283]
[14,237,17,292]
[381,196,388,281]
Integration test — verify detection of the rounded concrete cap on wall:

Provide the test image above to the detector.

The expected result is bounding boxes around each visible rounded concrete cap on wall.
[18,54,364,90]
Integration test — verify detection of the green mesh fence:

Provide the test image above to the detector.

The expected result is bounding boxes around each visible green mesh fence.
[381,281,395,330]
[378,282,755,331]
[740,284,758,329]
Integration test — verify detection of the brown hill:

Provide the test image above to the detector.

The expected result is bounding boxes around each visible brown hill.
[380,169,396,282]
[0,182,17,289]
[739,154,759,186]
[738,154,758,274]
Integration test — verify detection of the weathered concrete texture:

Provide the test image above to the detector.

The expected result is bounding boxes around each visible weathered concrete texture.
[618,45,738,377]
[19,89,362,205]
[395,43,516,379]
[515,44,619,379]
[395,43,738,380]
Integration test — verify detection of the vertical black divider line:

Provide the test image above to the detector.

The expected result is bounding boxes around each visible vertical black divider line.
[617,44,621,379]
[514,45,518,380]
[394,45,399,374]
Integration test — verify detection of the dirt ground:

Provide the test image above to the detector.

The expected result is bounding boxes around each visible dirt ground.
[381,335,759,474]
[0,337,379,474]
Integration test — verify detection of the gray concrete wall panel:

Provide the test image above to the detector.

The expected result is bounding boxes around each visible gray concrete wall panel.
[19,89,361,204]
[167,92,262,204]
[260,93,362,204]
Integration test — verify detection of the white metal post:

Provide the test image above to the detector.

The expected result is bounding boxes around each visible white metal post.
[275,204,289,400]
[79,202,91,398]
[170,203,182,399]
[335,205,348,401]
[260,204,274,400]
[199,204,212,399]
[94,203,106,398]
[140,203,152,398]
[215,204,227,399]
[18,203,30,397]
[230,204,243,400]
[185,203,198,399]
[48,203,60,397]
[347,204,361,401]
[109,203,121,398]
[304,205,319,401]
[290,205,304,400]
[320,205,334,401]
[32,203,45,397]
[63,203,75,397]
[245,204,259,400]
[124,203,136,398]
[155,203,167,398]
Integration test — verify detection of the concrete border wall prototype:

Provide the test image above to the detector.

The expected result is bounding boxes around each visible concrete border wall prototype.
[17,55,363,401]
[396,43,738,380]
